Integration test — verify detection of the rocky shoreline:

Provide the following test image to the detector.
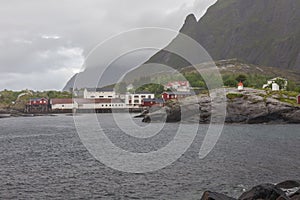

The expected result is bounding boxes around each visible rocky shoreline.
[201,180,300,200]
[142,88,300,124]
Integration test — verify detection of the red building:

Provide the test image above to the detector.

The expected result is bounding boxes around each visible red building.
[142,98,165,107]
[297,95,300,104]
[161,92,192,101]
[27,98,48,105]
[25,98,49,113]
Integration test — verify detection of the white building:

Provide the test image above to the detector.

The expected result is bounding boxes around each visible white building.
[262,77,288,91]
[164,81,190,92]
[125,92,155,106]
[75,99,126,109]
[83,88,117,99]
[50,99,77,110]
[126,84,134,91]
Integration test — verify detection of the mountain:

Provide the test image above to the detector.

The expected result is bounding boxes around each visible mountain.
[63,73,78,91]
[146,0,300,70]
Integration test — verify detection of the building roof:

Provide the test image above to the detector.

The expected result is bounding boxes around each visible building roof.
[165,81,189,87]
[30,97,48,101]
[238,81,243,86]
[85,88,115,92]
[51,98,74,104]
[163,91,193,95]
[269,77,287,81]
[74,98,123,104]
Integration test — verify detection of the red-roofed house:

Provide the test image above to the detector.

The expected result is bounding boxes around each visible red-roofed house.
[164,81,190,92]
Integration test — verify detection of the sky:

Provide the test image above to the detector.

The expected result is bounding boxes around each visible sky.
[0,0,217,91]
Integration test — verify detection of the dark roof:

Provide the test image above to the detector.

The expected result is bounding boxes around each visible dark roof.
[85,88,114,92]
[51,98,73,104]
[163,91,193,95]
[143,98,165,103]
[30,97,48,101]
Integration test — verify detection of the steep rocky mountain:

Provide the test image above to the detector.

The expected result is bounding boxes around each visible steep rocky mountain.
[146,0,300,70]
[63,73,78,91]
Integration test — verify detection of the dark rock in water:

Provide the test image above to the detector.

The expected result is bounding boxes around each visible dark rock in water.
[238,183,288,200]
[142,103,181,123]
[276,180,300,198]
[276,180,300,189]
[290,189,300,200]
[199,181,300,200]
[165,104,181,122]
[201,191,237,200]
[134,110,149,118]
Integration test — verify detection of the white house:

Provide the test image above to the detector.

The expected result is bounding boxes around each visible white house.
[125,92,155,106]
[164,81,190,92]
[83,88,117,99]
[262,77,288,91]
[126,84,134,91]
[50,99,78,110]
[75,98,126,109]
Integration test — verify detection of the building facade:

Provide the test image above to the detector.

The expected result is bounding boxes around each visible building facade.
[161,91,192,101]
[164,81,190,92]
[83,88,117,99]
[125,92,155,106]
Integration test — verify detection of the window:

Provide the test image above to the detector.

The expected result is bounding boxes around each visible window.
[134,100,139,103]
[134,95,139,98]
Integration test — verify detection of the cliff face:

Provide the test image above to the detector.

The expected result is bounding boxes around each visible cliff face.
[146,0,300,70]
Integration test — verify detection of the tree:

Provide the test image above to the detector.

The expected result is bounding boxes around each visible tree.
[235,74,247,82]
[274,78,287,90]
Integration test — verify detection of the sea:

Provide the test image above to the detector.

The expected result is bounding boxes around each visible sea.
[0,114,299,199]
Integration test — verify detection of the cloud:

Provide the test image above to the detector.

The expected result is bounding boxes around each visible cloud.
[41,34,61,40]
[0,0,216,90]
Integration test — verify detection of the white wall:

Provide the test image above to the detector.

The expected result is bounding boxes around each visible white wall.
[83,89,117,99]
[125,93,155,105]
[52,103,77,110]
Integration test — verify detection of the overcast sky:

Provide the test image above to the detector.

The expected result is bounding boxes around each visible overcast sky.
[0,0,217,91]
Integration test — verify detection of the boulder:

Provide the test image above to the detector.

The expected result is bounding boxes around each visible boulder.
[276,180,300,198]
[276,180,300,189]
[238,183,288,200]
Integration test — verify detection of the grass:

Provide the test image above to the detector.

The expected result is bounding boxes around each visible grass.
[226,93,244,100]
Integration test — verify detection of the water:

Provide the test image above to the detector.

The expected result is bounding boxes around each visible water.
[0,114,299,199]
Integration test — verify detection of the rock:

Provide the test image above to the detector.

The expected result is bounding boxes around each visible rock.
[276,180,300,189]
[201,191,236,200]
[134,110,149,118]
[290,189,300,200]
[276,180,300,198]
[283,110,300,123]
[238,183,288,200]
[142,88,300,124]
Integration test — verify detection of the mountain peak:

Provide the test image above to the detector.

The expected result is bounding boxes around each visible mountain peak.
[179,13,198,38]
[145,0,300,70]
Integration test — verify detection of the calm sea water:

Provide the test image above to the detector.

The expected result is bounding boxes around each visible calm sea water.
[0,114,299,199]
